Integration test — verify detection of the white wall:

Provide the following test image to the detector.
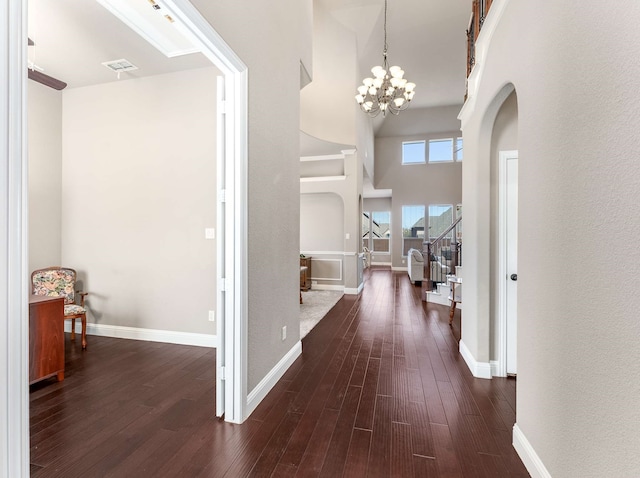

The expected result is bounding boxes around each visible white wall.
[62,68,218,336]
[28,81,62,271]
[192,0,308,391]
[300,1,357,146]
[374,108,462,268]
[460,1,640,475]
[377,105,463,138]
[300,193,344,252]
[300,193,345,288]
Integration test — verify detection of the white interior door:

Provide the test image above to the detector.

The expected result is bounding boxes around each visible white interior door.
[505,153,518,375]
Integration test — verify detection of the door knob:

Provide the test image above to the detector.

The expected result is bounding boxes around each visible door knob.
[510,274,517,281]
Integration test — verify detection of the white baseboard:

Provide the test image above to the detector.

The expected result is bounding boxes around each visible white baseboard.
[459,340,492,379]
[391,266,408,272]
[513,424,552,478]
[64,322,217,348]
[490,360,501,377]
[370,261,391,266]
[246,341,302,417]
[310,283,344,292]
[344,282,364,295]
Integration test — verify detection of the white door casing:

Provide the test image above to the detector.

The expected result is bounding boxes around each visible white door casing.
[498,150,518,377]
[215,75,226,417]
[160,0,249,425]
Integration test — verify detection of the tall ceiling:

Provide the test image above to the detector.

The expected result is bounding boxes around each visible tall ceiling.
[28,0,470,110]
[27,0,211,89]
[318,0,470,109]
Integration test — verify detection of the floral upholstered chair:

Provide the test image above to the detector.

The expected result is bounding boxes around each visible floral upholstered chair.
[31,267,89,349]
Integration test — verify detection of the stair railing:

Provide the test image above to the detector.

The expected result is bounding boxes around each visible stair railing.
[422,216,462,292]
[465,0,494,100]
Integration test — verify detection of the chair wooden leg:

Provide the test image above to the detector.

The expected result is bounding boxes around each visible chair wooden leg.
[71,318,76,340]
[81,316,87,350]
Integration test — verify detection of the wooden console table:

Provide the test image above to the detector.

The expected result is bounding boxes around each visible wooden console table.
[29,295,65,384]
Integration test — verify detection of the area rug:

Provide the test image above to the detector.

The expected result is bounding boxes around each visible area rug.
[300,290,344,339]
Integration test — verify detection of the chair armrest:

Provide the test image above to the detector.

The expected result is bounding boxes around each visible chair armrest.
[77,291,88,306]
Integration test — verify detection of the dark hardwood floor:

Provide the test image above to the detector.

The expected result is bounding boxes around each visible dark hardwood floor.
[30,267,528,477]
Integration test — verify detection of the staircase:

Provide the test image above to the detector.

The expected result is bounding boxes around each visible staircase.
[426,265,462,310]
[422,214,462,313]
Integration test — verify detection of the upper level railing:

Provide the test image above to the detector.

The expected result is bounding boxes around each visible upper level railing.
[465,0,493,98]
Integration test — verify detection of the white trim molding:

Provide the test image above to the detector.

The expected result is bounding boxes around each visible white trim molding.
[310,283,344,292]
[246,341,302,417]
[391,266,408,272]
[300,175,347,183]
[490,360,500,377]
[1,0,29,475]
[65,322,217,348]
[310,257,343,281]
[300,250,347,256]
[300,153,344,162]
[513,424,552,478]
[344,282,364,295]
[459,340,492,379]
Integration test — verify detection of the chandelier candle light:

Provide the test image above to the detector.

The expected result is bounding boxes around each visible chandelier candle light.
[355,0,415,117]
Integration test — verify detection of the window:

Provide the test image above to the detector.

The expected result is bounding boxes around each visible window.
[371,211,390,252]
[428,204,453,240]
[455,137,463,161]
[363,211,391,253]
[402,141,426,164]
[402,205,425,255]
[428,138,453,163]
[362,212,371,251]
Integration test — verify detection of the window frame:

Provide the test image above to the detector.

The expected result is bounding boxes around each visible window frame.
[455,137,463,162]
[401,140,426,165]
[428,138,455,164]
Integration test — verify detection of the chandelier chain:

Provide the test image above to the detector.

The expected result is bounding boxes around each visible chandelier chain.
[383,0,388,57]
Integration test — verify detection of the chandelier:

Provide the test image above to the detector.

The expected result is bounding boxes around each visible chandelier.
[355,0,416,117]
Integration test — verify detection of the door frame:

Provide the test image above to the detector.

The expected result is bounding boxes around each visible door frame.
[161,0,249,425]
[1,1,249,474]
[497,150,518,377]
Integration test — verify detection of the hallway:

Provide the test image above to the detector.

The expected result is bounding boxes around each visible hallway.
[30,267,528,476]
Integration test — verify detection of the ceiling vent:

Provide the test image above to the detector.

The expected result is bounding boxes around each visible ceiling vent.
[102,59,138,73]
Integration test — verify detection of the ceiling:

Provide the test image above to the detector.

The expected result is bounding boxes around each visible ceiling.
[27,0,211,89]
[318,0,470,110]
[28,0,470,108]
[29,0,469,200]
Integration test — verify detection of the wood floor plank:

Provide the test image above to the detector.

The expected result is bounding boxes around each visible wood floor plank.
[430,423,464,478]
[294,408,339,477]
[353,357,380,430]
[29,268,528,477]
[391,421,414,477]
[342,427,372,477]
[318,385,362,477]
[367,394,392,477]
